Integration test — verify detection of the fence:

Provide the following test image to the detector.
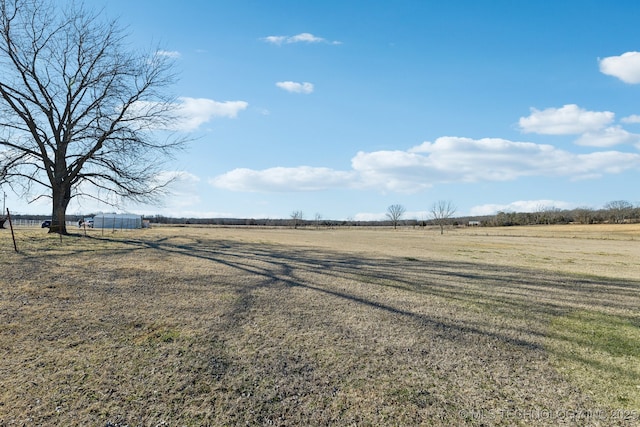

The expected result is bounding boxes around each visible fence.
[3,219,76,228]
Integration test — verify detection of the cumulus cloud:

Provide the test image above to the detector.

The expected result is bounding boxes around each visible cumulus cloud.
[166,171,202,207]
[210,136,640,193]
[621,114,640,124]
[519,104,614,135]
[599,51,640,84]
[575,126,640,147]
[436,137,638,179]
[262,32,341,45]
[147,171,202,208]
[276,81,314,94]
[469,200,573,216]
[126,97,248,132]
[173,97,248,131]
[210,166,355,192]
[354,137,596,191]
[126,171,240,218]
[350,150,436,192]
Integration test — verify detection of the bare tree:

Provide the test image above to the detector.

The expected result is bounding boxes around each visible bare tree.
[603,200,633,224]
[430,200,456,234]
[314,212,322,229]
[386,204,406,229]
[0,0,184,234]
[290,210,304,229]
[572,207,593,225]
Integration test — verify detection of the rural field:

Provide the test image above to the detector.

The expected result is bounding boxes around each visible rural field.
[0,224,639,426]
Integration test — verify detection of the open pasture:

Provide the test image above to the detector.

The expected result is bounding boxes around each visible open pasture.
[0,224,639,426]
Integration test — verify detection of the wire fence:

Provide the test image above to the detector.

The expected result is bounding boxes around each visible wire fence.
[3,219,77,228]
[3,219,147,230]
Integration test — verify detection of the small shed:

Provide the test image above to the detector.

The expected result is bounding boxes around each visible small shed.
[93,213,142,229]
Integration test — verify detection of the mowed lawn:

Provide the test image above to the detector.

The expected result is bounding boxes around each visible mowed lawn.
[1,224,639,426]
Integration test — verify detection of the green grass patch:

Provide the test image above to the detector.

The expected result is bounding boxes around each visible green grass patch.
[547,310,640,409]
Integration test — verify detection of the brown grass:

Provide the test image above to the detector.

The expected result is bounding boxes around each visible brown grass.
[0,224,639,426]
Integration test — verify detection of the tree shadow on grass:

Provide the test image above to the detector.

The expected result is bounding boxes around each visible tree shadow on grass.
[111,235,640,352]
[18,232,640,424]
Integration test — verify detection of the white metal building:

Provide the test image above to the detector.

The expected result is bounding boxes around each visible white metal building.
[92,213,142,229]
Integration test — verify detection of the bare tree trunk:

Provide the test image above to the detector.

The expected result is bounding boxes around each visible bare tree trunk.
[50,184,71,234]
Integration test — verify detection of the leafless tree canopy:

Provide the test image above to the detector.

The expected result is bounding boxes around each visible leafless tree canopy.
[290,210,304,229]
[430,200,456,234]
[0,0,184,233]
[386,204,405,229]
[603,200,633,223]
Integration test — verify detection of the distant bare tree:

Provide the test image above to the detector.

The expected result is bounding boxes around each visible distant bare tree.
[290,210,304,229]
[386,204,406,229]
[543,206,564,224]
[603,200,633,223]
[314,212,322,229]
[430,200,456,234]
[533,203,547,224]
[346,216,354,227]
[573,207,594,225]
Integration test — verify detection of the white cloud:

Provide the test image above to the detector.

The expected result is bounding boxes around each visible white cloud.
[370,141,626,186]
[469,200,573,216]
[148,171,201,209]
[155,50,181,58]
[353,212,388,221]
[68,171,203,215]
[519,104,614,135]
[621,114,640,124]
[210,136,640,194]
[350,149,435,192]
[289,33,325,43]
[599,51,640,84]
[210,166,355,192]
[173,97,248,131]
[164,172,202,208]
[360,139,543,191]
[262,36,287,45]
[276,81,314,94]
[575,126,640,147]
[353,211,428,221]
[262,32,340,45]
[126,97,248,132]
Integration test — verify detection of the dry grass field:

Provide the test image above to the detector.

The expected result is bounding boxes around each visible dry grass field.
[0,224,639,426]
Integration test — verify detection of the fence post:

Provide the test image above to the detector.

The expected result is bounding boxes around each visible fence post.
[6,209,17,252]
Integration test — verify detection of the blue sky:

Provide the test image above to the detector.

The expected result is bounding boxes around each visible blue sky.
[7,0,640,220]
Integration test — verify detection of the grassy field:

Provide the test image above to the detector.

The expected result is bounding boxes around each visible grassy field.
[0,224,639,426]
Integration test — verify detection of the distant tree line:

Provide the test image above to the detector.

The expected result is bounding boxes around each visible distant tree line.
[474,200,639,227]
[148,215,396,228]
[7,200,639,229]
[147,200,640,228]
